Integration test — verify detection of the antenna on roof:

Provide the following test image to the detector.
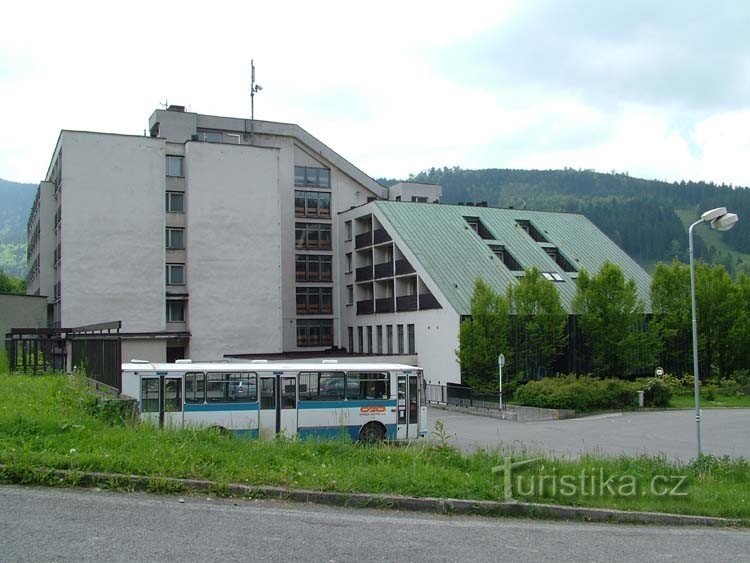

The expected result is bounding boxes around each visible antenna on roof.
[159,99,169,109]
[250,59,262,141]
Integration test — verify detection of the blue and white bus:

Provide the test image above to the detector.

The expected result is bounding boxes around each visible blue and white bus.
[121,360,428,442]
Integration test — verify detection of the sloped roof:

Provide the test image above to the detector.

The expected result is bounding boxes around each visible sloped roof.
[374,201,652,315]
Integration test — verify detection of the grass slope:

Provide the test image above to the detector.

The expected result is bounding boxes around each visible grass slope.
[0,368,747,521]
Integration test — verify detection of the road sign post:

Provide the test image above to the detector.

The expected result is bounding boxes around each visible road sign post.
[498,353,505,410]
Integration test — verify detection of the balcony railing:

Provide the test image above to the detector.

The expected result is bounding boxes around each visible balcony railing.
[376,298,395,313]
[355,265,373,282]
[396,295,418,312]
[373,261,394,279]
[355,232,372,249]
[373,228,392,244]
[419,293,441,310]
[395,259,415,275]
[357,299,374,315]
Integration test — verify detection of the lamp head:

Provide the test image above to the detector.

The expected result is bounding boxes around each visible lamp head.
[711,212,739,231]
[701,207,727,222]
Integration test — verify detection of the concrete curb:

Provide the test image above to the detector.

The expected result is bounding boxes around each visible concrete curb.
[430,403,576,422]
[0,464,743,528]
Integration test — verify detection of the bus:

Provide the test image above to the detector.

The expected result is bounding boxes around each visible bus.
[121,360,428,442]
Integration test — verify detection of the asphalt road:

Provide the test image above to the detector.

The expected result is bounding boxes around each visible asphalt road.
[429,407,750,460]
[1,486,748,562]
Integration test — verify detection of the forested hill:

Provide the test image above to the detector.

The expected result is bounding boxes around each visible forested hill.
[389,168,750,274]
[0,178,36,277]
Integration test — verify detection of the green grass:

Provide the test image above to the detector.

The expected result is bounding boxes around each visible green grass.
[0,371,748,522]
[669,394,750,409]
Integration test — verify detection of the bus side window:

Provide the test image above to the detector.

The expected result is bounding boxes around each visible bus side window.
[185,373,205,404]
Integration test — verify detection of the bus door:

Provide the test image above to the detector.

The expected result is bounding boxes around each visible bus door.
[259,373,298,439]
[418,372,428,437]
[396,373,419,439]
[140,374,183,427]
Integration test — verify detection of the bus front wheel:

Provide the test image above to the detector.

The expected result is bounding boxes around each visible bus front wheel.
[358,422,386,443]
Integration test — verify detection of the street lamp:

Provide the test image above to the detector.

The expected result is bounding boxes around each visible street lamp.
[688,207,739,458]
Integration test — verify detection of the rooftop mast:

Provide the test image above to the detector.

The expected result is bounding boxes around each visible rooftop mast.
[250,59,262,140]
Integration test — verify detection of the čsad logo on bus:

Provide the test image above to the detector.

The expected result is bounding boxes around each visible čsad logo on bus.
[360,406,386,415]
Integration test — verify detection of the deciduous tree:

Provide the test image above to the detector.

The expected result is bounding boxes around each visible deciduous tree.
[573,261,652,377]
[456,278,510,390]
[507,267,567,379]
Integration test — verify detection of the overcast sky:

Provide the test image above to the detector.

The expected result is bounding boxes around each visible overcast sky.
[2,0,748,186]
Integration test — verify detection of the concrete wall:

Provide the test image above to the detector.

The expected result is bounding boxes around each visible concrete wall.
[59,132,167,332]
[0,294,47,337]
[122,339,166,363]
[185,141,283,359]
[388,182,442,203]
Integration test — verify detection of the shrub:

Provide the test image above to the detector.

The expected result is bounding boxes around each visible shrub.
[636,378,672,408]
[514,375,638,412]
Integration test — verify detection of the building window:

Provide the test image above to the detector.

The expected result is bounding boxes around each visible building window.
[165,191,184,213]
[296,319,333,347]
[463,216,493,239]
[542,272,565,282]
[347,285,353,305]
[376,325,383,354]
[197,130,223,143]
[397,324,404,354]
[166,228,185,249]
[295,255,332,282]
[407,324,415,354]
[411,196,428,203]
[294,165,330,189]
[166,156,184,177]
[489,244,522,271]
[516,219,549,243]
[296,287,333,315]
[295,222,332,250]
[358,326,364,352]
[348,327,354,353]
[166,300,186,323]
[367,326,373,354]
[346,253,352,273]
[544,247,577,273]
[295,190,331,218]
[166,263,185,285]
[386,325,393,354]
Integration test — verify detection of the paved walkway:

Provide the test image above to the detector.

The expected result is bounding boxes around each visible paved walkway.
[428,407,750,460]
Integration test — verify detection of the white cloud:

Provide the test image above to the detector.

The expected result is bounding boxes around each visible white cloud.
[1,0,748,188]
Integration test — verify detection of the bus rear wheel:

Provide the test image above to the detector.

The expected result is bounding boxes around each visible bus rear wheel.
[358,422,386,443]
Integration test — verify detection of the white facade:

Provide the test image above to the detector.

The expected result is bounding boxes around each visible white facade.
[28,106,444,370]
[338,202,460,384]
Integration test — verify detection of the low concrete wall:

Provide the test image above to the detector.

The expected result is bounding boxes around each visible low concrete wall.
[432,404,576,422]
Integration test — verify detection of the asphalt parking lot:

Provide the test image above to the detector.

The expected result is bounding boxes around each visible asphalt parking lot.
[428,407,750,460]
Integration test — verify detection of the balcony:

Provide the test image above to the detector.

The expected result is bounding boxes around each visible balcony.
[357,299,374,315]
[376,297,395,313]
[419,293,441,310]
[373,228,392,245]
[396,295,418,312]
[395,259,415,275]
[355,232,372,249]
[355,265,373,282]
[373,261,394,279]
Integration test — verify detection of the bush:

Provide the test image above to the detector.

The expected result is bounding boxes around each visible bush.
[514,375,638,412]
[636,378,672,408]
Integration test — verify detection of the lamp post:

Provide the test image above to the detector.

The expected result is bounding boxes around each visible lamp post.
[688,207,739,458]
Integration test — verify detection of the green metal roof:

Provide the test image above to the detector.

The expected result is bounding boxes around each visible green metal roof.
[374,201,652,315]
